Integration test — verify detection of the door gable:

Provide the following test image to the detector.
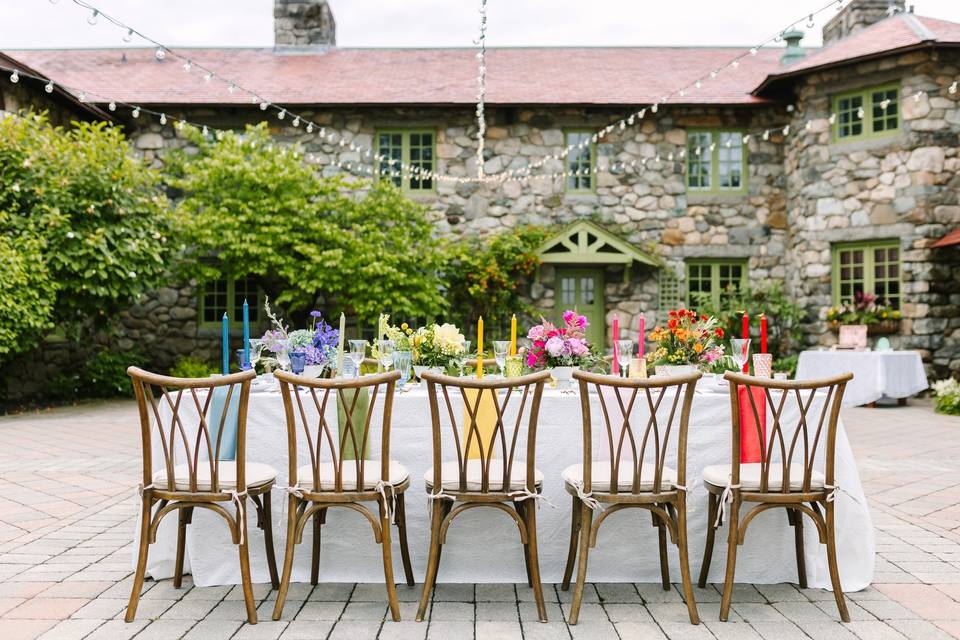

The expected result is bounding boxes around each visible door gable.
[537,220,660,267]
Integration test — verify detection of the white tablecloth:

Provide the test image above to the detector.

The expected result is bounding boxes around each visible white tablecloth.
[796,350,928,407]
[137,379,874,590]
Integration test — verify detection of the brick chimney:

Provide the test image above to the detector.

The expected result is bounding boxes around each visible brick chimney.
[822,0,905,46]
[274,0,336,50]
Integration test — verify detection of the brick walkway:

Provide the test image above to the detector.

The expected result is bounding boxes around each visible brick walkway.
[0,399,958,639]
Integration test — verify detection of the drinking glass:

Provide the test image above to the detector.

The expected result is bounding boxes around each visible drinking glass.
[616,339,633,377]
[731,338,751,374]
[393,350,412,389]
[275,340,291,371]
[248,339,265,370]
[348,340,367,378]
[493,341,510,378]
[377,339,395,371]
[236,349,250,371]
[289,350,306,375]
[459,340,472,376]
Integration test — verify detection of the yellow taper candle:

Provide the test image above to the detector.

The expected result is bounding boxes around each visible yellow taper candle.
[477,316,484,379]
[510,314,517,356]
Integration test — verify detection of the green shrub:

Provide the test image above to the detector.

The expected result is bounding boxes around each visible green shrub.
[932,379,960,416]
[49,348,146,400]
[170,356,218,379]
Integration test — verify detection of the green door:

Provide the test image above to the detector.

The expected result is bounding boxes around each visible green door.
[556,267,605,347]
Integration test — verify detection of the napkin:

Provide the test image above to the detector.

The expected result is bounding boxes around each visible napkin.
[738,386,767,464]
[338,387,371,460]
[208,386,240,461]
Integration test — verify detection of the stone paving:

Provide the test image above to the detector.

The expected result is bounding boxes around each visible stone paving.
[0,399,958,639]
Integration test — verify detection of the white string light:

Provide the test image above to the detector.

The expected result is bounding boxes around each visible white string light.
[475,0,488,179]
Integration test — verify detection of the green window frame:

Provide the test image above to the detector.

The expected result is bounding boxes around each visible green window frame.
[565,130,595,193]
[199,276,262,328]
[375,128,435,193]
[685,129,747,194]
[831,83,899,142]
[685,259,747,307]
[831,240,901,309]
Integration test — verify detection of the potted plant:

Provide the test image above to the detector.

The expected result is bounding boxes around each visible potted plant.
[826,292,901,335]
[647,309,726,375]
[525,310,596,385]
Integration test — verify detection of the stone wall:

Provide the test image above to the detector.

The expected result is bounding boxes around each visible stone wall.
[784,49,960,376]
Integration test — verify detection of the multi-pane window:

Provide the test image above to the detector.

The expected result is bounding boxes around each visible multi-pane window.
[565,131,594,192]
[832,84,899,141]
[832,241,901,309]
[686,130,747,193]
[686,260,747,307]
[200,276,261,327]
[375,129,434,193]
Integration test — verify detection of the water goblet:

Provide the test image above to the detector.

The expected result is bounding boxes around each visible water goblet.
[493,341,510,378]
[248,339,265,370]
[378,339,395,371]
[236,349,251,371]
[616,339,633,377]
[393,350,412,390]
[459,340,472,376]
[289,350,307,375]
[275,340,291,372]
[731,338,752,374]
[348,339,367,378]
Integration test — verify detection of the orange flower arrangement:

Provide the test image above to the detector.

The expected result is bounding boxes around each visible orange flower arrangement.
[648,309,726,368]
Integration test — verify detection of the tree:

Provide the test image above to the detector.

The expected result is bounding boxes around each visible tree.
[170,124,446,324]
[0,113,171,358]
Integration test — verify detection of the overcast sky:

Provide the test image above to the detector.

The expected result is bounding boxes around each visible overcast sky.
[2,0,960,50]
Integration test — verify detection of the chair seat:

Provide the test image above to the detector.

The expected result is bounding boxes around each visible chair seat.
[297,461,409,491]
[702,463,825,491]
[152,461,277,492]
[424,460,543,492]
[562,463,678,493]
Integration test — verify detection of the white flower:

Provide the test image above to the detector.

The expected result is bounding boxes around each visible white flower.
[11,183,20,192]
[433,323,465,355]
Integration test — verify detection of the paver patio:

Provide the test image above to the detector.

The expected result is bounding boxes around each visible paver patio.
[0,399,957,639]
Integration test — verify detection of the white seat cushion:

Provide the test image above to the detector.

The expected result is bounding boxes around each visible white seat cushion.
[424,460,543,491]
[153,461,277,491]
[297,461,409,491]
[562,463,678,492]
[702,463,825,491]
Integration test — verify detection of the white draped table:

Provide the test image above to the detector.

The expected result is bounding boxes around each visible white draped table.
[796,350,928,407]
[138,379,874,590]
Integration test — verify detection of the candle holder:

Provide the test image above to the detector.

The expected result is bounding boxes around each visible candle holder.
[504,355,523,378]
[752,353,773,378]
[628,357,647,379]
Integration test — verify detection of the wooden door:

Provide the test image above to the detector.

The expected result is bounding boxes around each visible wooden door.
[555,267,605,347]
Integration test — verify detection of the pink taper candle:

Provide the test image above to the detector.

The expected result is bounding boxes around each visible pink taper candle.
[638,314,645,359]
[611,315,620,375]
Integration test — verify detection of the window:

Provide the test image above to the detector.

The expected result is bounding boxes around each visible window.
[685,259,747,307]
[200,276,261,327]
[686,130,747,193]
[832,84,899,142]
[375,129,435,193]
[565,130,595,192]
[832,241,901,309]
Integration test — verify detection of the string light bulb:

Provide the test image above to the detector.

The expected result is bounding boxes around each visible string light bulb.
[201,125,209,136]
[259,101,268,110]
[306,123,314,133]
[182,60,192,73]
[108,101,116,111]
[159,113,167,125]
[132,107,140,118]
[950,81,958,94]
[227,84,236,94]
[292,116,300,127]
[203,73,212,82]
[277,109,286,120]
[123,28,134,43]
[9,70,18,83]
[749,47,758,56]
[155,47,165,61]
[77,91,86,102]
[87,9,99,25]
[856,106,864,118]
[44,81,54,93]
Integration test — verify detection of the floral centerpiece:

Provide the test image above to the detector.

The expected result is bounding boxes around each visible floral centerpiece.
[826,292,901,335]
[647,309,725,373]
[525,311,594,377]
[376,318,467,374]
[261,298,339,374]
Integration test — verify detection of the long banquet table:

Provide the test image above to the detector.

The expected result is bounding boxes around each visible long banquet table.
[137,377,875,590]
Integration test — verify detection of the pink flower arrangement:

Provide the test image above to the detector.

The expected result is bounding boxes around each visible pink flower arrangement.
[525,310,594,369]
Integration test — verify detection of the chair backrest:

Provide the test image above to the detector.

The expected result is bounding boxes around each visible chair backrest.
[573,370,701,495]
[275,369,401,493]
[421,370,550,495]
[724,371,851,494]
[128,366,255,494]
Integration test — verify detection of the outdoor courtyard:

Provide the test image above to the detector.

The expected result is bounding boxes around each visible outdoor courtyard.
[0,399,957,640]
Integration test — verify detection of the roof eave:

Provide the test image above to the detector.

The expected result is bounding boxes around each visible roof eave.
[752,40,957,96]
[0,52,113,122]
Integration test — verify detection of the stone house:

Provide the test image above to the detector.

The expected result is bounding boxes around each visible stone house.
[2,0,959,389]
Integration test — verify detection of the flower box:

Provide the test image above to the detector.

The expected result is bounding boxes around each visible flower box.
[828,319,900,335]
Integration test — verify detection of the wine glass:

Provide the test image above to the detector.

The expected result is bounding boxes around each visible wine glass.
[459,340,472,376]
[731,338,751,374]
[348,340,367,378]
[493,341,510,378]
[275,339,291,371]
[248,339,265,370]
[616,339,633,377]
[378,339,395,371]
[393,350,412,390]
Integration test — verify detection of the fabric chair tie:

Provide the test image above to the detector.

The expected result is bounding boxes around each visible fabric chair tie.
[569,481,602,511]
[715,482,741,528]
[229,490,248,545]
[824,483,860,505]
[508,487,557,510]
[374,479,397,522]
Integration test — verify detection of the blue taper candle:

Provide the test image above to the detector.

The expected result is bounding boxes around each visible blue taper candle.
[242,299,250,366]
[222,312,229,375]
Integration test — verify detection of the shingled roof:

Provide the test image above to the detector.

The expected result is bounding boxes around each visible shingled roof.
[5,46,782,107]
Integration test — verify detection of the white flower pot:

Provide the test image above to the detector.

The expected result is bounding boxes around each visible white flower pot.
[662,364,698,377]
[303,364,325,379]
[549,366,578,389]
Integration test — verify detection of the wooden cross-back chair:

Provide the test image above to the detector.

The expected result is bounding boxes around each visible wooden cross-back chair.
[562,370,702,625]
[126,367,278,625]
[271,369,413,622]
[699,371,852,622]
[416,370,551,623]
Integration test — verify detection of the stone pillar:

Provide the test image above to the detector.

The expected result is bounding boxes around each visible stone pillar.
[274,0,336,49]
[822,0,905,46]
